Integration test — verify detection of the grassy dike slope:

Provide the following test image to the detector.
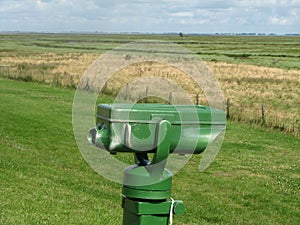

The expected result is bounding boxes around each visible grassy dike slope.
[0,79,299,225]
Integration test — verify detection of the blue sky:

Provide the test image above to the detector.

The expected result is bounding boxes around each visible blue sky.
[0,0,299,33]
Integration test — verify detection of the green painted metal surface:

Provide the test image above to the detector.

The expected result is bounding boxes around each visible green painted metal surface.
[123,198,172,215]
[122,211,169,225]
[88,103,226,225]
[89,103,225,155]
[122,120,173,203]
[122,198,185,225]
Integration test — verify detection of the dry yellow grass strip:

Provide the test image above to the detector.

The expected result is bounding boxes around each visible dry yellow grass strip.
[1,53,299,136]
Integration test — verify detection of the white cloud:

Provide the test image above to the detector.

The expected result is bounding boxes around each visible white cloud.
[0,0,299,33]
[269,16,290,25]
[0,0,25,12]
[36,0,45,9]
[171,12,194,17]
[235,0,276,7]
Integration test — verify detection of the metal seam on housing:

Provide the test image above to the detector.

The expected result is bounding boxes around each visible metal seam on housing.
[96,115,226,125]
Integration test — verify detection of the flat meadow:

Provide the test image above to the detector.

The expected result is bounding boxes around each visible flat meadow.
[1,33,299,136]
[0,34,299,225]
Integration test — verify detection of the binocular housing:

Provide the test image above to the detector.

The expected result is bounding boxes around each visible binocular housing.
[88,104,226,155]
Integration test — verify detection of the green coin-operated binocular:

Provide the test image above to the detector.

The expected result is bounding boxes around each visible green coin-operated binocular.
[88,104,226,225]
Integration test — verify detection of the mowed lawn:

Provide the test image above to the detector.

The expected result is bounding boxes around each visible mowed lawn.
[0,78,299,225]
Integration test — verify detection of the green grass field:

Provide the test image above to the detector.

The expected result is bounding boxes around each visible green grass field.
[1,33,300,138]
[1,78,299,224]
[1,33,300,69]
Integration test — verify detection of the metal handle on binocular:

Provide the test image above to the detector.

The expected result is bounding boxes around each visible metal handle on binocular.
[125,119,171,176]
[149,120,171,177]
